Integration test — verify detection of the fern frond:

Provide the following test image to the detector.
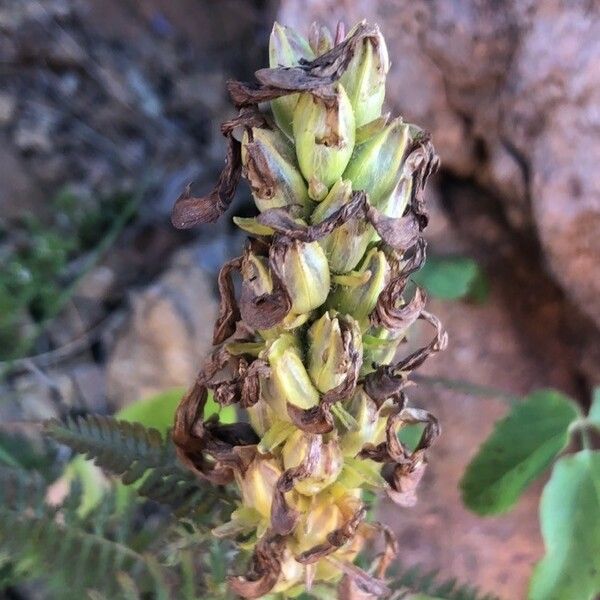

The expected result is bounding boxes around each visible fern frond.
[0,507,166,599]
[390,563,499,600]
[45,414,226,516]
[45,415,166,484]
[0,465,49,516]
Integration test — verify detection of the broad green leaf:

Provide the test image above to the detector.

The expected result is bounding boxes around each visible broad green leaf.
[529,450,600,600]
[588,387,600,429]
[460,389,580,515]
[413,256,488,302]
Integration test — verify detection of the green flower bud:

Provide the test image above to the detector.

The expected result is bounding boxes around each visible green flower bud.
[342,117,409,206]
[282,431,343,496]
[340,26,389,127]
[242,127,311,214]
[267,333,320,413]
[269,22,315,138]
[327,247,390,324]
[293,85,355,201]
[236,455,282,519]
[281,241,330,315]
[311,179,374,273]
[307,311,363,393]
[340,388,386,456]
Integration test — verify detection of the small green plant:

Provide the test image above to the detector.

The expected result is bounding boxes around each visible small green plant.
[461,387,600,600]
[0,188,135,362]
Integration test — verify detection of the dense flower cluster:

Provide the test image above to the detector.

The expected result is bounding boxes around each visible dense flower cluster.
[171,21,446,599]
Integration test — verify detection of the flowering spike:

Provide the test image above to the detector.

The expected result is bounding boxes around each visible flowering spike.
[172,20,445,599]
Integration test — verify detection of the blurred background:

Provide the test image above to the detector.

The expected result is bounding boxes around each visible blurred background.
[1,1,599,598]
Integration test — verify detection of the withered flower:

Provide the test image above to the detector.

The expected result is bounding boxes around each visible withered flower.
[171,20,446,599]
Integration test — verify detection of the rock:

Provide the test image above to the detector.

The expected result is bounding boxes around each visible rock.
[106,247,218,409]
[278,0,600,330]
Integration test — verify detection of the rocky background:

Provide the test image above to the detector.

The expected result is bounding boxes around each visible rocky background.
[1,1,599,598]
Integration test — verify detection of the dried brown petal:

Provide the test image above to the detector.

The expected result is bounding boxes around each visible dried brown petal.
[171,108,268,229]
[370,277,426,332]
[295,506,366,564]
[271,434,321,535]
[328,557,390,598]
[363,310,447,402]
[286,402,335,435]
[228,23,378,108]
[365,204,421,252]
[404,131,440,230]
[255,190,367,242]
[386,454,427,507]
[213,256,243,345]
[239,245,292,330]
[241,359,270,408]
[171,136,241,229]
[229,532,286,599]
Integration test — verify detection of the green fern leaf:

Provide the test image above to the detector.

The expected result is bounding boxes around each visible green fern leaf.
[0,508,163,599]
[45,415,166,484]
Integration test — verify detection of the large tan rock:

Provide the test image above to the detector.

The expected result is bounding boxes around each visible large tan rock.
[106,248,217,408]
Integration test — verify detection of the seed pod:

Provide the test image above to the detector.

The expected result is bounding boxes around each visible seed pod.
[242,127,311,214]
[311,179,374,273]
[340,26,389,127]
[280,241,330,315]
[236,455,282,519]
[293,85,355,201]
[269,22,315,138]
[307,311,363,393]
[267,333,320,415]
[328,247,390,324]
[343,117,409,207]
[282,431,343,496]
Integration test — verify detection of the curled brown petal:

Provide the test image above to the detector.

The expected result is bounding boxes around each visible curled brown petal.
[370,276,426,332]
[171,107,267,230]
[365,204,421,253]
[239,244,292,330]
[363,310,447,402]
[404,132,440,230]
[328,557,390,598]
[270,435,321,535]
[241,359,270,408]
[171,135,241,229]
[372,523,398,579]
[213,257,243,345]
[255,190,367,242]
[295,506,366,564]
[386,454,428,507]
[228,532,285,599]
[286,402,335,435]
[229,23,379,108]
